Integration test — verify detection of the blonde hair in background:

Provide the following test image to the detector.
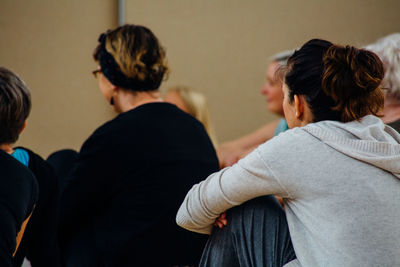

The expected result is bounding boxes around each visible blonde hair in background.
[165,86,218,146]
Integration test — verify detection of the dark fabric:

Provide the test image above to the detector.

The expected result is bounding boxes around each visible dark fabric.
[388,119,400,133]
[12,148,61,267]
[46,149,78,190]
[59,103,219,267]
[200,196,296,267]
[0,150,38,267]
[63,229,98,267]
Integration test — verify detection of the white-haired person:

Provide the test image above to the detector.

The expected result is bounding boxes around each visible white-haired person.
[366,33,400,132]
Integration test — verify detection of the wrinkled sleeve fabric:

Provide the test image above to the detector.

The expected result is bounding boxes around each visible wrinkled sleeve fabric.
[176,139,290,234]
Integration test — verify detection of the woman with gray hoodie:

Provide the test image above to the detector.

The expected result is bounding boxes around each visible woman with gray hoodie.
[176,39,400,267]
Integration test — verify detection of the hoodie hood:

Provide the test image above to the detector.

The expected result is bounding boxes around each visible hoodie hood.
[302,115,400,179]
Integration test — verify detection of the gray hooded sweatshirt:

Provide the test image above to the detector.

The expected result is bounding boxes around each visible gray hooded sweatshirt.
[176,115,400,267]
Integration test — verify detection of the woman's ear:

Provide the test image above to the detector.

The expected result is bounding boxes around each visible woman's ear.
[294,95,314,124]
[110,85,119,105]
[111,84,118,92]
[294,95,304,118]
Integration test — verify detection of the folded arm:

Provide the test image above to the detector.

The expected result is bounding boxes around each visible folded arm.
[176,147,288,234]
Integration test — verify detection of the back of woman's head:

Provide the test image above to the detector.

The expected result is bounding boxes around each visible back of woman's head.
[285,39,384,122]
[93,24,169,92]
[0,67,31,144]
[366,33,400,99]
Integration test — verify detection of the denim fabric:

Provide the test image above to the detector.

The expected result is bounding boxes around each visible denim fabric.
[200,196,296,267]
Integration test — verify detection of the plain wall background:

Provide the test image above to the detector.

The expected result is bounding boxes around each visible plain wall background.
[1,0,399,157]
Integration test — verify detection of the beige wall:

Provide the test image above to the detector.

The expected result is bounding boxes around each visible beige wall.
[1,0,399,157]
[0,0,117,157]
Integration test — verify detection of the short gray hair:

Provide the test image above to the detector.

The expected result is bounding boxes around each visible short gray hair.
[270,49,296,66]
[365,33,400,98]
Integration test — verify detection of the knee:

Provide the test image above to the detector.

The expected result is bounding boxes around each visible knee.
[227,195,285,228]
[244,195,282,210]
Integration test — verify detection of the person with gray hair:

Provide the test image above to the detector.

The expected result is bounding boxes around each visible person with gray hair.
[217,50,294,168]
[366,33,400,131]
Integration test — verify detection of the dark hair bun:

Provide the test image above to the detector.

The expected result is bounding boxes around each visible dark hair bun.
[322,45,384,121]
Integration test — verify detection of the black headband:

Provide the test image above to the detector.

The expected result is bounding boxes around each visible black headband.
[97,33,160,91]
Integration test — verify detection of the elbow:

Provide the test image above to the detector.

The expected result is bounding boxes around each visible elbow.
[176,208,213,235]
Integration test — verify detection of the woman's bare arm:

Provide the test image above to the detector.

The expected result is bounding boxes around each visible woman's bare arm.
[217,119,280,168]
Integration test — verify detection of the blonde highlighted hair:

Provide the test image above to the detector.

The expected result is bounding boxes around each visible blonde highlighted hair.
[93,24,169,91]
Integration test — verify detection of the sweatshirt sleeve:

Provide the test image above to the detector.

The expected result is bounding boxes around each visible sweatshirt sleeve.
[176,145,288,234]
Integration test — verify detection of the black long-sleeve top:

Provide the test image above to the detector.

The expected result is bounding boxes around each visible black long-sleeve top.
[59,103,219,266]
[13,148,61,267]
[0,150,38,267]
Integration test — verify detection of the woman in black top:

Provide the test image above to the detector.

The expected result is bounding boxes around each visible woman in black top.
[59,24,219,267]
[12,148,61,267]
